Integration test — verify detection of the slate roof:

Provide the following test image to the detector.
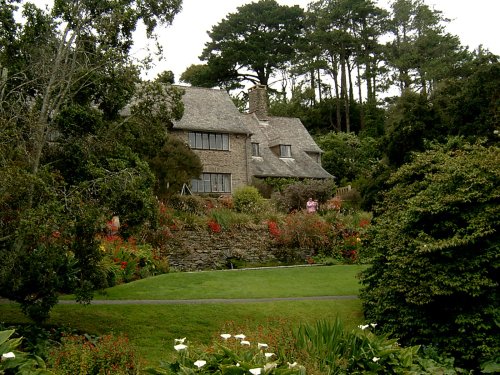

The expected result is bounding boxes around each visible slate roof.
[172,86,250,134]
[174,85,332,180]
[243,114,333,179]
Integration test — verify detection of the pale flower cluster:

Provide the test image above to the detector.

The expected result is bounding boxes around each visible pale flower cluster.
[171,333,300,373]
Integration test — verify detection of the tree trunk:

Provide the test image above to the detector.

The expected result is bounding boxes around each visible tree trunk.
[356,60,365,130]
[340,51,350,133]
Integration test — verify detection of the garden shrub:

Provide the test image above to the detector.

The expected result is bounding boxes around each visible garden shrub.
[49,334,140,374]
[271,179,335,213]
[232,186,265,213]
[267,209,371,264]
[271,212,330,252]
[166,195,206,214]
[360,140,500,370]
[99,235,168,285]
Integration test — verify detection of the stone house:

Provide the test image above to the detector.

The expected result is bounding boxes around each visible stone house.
[172,84,332,194]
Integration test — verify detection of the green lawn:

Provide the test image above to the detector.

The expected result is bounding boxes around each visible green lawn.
[89,264,366,300]
[0,265,367,366]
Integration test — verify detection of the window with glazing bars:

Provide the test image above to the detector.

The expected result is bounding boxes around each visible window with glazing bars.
[188,132,229,150]
[191,173,231,193]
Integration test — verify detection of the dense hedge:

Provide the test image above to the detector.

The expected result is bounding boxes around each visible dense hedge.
[360,140,500,370]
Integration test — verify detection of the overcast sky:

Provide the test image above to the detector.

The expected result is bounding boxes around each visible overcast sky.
[32,0,500,81]
[132,0,500,81]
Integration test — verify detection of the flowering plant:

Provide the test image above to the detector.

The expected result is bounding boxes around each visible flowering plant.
[207,219,222,233]
[146,334,306,374]
[99,235,168,285]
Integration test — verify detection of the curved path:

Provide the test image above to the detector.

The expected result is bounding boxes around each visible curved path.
[59,295,358,305]
[1,295,358,305]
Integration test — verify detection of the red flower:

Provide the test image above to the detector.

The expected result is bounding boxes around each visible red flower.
[267,221,281,238]
[208,219,221,233]
[120,261,128,269]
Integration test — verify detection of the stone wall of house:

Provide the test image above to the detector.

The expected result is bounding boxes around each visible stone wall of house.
[172,130,251,192]
[162,225,312,271]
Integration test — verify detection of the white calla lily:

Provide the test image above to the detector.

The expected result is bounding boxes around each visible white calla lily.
[234,334,246,340]
[220,333,231,340]
[194,360,206,368]
[257,343,268,349]
[249,368,262,375]
[174,344,187,351]
[1,352,15,360]
[240,340,251,346]
[264,363,277,371]
[174,337,186,344]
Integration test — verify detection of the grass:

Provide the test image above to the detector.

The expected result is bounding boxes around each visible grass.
[0,265,366,367]
[90,264,367,300]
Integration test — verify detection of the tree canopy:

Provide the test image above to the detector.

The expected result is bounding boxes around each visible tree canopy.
[0,0,188,322]
[181,0,305,90]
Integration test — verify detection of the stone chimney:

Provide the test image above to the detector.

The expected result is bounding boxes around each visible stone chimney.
[248,84,269,120]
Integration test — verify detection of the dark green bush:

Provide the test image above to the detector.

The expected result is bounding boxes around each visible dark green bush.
[360,140,500,370]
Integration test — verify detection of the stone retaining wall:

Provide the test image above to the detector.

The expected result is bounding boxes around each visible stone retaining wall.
[162,225,310,271]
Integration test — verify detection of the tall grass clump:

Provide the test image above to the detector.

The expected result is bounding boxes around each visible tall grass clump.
[294,318,460,374]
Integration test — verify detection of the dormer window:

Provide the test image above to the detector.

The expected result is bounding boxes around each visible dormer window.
[280,144,292,158]
[251,142,260,157]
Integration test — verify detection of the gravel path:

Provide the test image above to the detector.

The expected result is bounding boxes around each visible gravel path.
[1,295,358,305]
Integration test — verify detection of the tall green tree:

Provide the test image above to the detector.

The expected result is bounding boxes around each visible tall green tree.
[360,139,500,370]
[386,0,464,95]
[0,0,182,322]
[432,52,500,142]
[182,0,304,89]
[303,0,387,132]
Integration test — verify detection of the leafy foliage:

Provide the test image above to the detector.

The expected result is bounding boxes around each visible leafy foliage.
[0,0,183,322]
[232,186,265,214]
[146,334,306,374]
[149,137,203,200]
[191,0,305,89]
[360,140,500,370]
[315,132,381,185]
[271,179,336,213]
[0,329,52,374]
[295,319,459,374]
[48,334,140,374]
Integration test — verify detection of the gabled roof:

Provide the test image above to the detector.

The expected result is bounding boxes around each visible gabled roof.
[172,86,250,134]
[172,85,332,180]
[243,113,333,179]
